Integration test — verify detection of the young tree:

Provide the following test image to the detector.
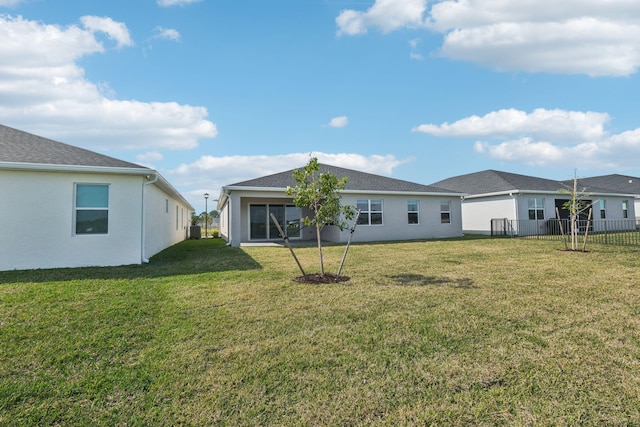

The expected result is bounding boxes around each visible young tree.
[286,157,355,276]
[561,172,593,251]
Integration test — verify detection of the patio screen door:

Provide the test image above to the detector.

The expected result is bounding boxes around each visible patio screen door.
[250,204,301,240]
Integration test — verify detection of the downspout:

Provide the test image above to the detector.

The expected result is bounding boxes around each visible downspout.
[141,174,159,263]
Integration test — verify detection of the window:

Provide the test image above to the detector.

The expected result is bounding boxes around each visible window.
[528,198,544,220]
[176,205,179,230]
[407,200,419,224]
[285,206,302,237]
[249,204,301,240]
[165,199,169,213]
[623,200,629,219]
[357,199,383,225]
[440,200,451,224]
[75,184,109,235]
[599,199,606,219]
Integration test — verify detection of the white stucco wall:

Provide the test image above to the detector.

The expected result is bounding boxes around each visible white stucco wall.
[220,189,463,246]
[0,169,192,271]
[461,192,639,236]
[339,194,463,243]
[219,198,230,242]
[143,183,192,260]
[0,169,144,271]
[513,193,636,223]
[460,194,517,234]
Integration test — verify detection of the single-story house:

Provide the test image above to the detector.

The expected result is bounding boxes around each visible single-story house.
[576,174,640,222]
[217,164,464,247]
[431,170,637,235]
[0,124,193,271]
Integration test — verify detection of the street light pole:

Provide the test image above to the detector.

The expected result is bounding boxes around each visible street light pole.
[204,192,209,239]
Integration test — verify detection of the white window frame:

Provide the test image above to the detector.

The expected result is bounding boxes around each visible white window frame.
[599,199,606,219]
[408,200,419,225]
[440,200,451,224]
[528,198,545,220]
[74,183,109,236]
[357,199,383,226]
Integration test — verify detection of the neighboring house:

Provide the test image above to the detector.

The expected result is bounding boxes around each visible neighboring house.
[576,174,640,222]
[431,170,637,235]
[0,124,193,271]
[218,164,464,247]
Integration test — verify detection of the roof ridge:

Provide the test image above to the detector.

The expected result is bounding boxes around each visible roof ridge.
[227,162,461,194]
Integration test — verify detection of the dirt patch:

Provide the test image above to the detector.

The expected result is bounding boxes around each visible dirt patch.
[294,273,351,284]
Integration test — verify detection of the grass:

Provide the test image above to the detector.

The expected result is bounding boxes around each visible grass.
[1,237,640,425]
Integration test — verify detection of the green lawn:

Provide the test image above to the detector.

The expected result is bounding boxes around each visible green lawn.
[2,237,640,426]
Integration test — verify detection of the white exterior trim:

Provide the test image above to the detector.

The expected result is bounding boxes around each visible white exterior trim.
[0,161,152,175]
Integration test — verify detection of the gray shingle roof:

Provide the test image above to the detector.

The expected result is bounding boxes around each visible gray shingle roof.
[431,170,564,195]
[227,163,458,194]
[431,170,633,196]
[572,174,640,196]
[0,124,147,169]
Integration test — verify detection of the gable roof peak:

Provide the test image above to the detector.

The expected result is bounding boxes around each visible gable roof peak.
[226,162,460,194]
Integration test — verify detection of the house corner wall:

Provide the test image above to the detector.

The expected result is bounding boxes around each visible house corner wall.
[0,170,144,271]
[143,183,191,259]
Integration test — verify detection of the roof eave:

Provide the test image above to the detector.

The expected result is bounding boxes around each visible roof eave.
[152,173,195,211]
[0,161,152,175]
[463,189,638,199]
[340,189,465,197]
[222,185,464,197]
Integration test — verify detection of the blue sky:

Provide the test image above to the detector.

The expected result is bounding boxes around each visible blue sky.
[2,0,640,213]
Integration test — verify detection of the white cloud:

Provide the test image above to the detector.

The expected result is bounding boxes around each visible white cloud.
[413,108,609,142]
[409,38,423,60]
[0,15,217,151]
[326,116,349,128]
[438,18,640,77]
[416,108,640,170]
[152,26,181,42]
[336,0,427,36]
[136,151,165,162]
[0,0,24,6]
[337,0,640,76]
[157,0,202,7]
[80,16,133,48]
[169,152,412,206]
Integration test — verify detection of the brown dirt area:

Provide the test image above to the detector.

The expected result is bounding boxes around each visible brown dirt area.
[294,273,351,284]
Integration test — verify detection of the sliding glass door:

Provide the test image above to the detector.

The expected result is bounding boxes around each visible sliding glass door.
[250,204,301,240]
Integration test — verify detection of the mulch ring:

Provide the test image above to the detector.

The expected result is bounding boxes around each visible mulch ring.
[294,273,351,284]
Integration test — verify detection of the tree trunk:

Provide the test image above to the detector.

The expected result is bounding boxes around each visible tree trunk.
[571,177,578,251]
[316,222,324,276]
